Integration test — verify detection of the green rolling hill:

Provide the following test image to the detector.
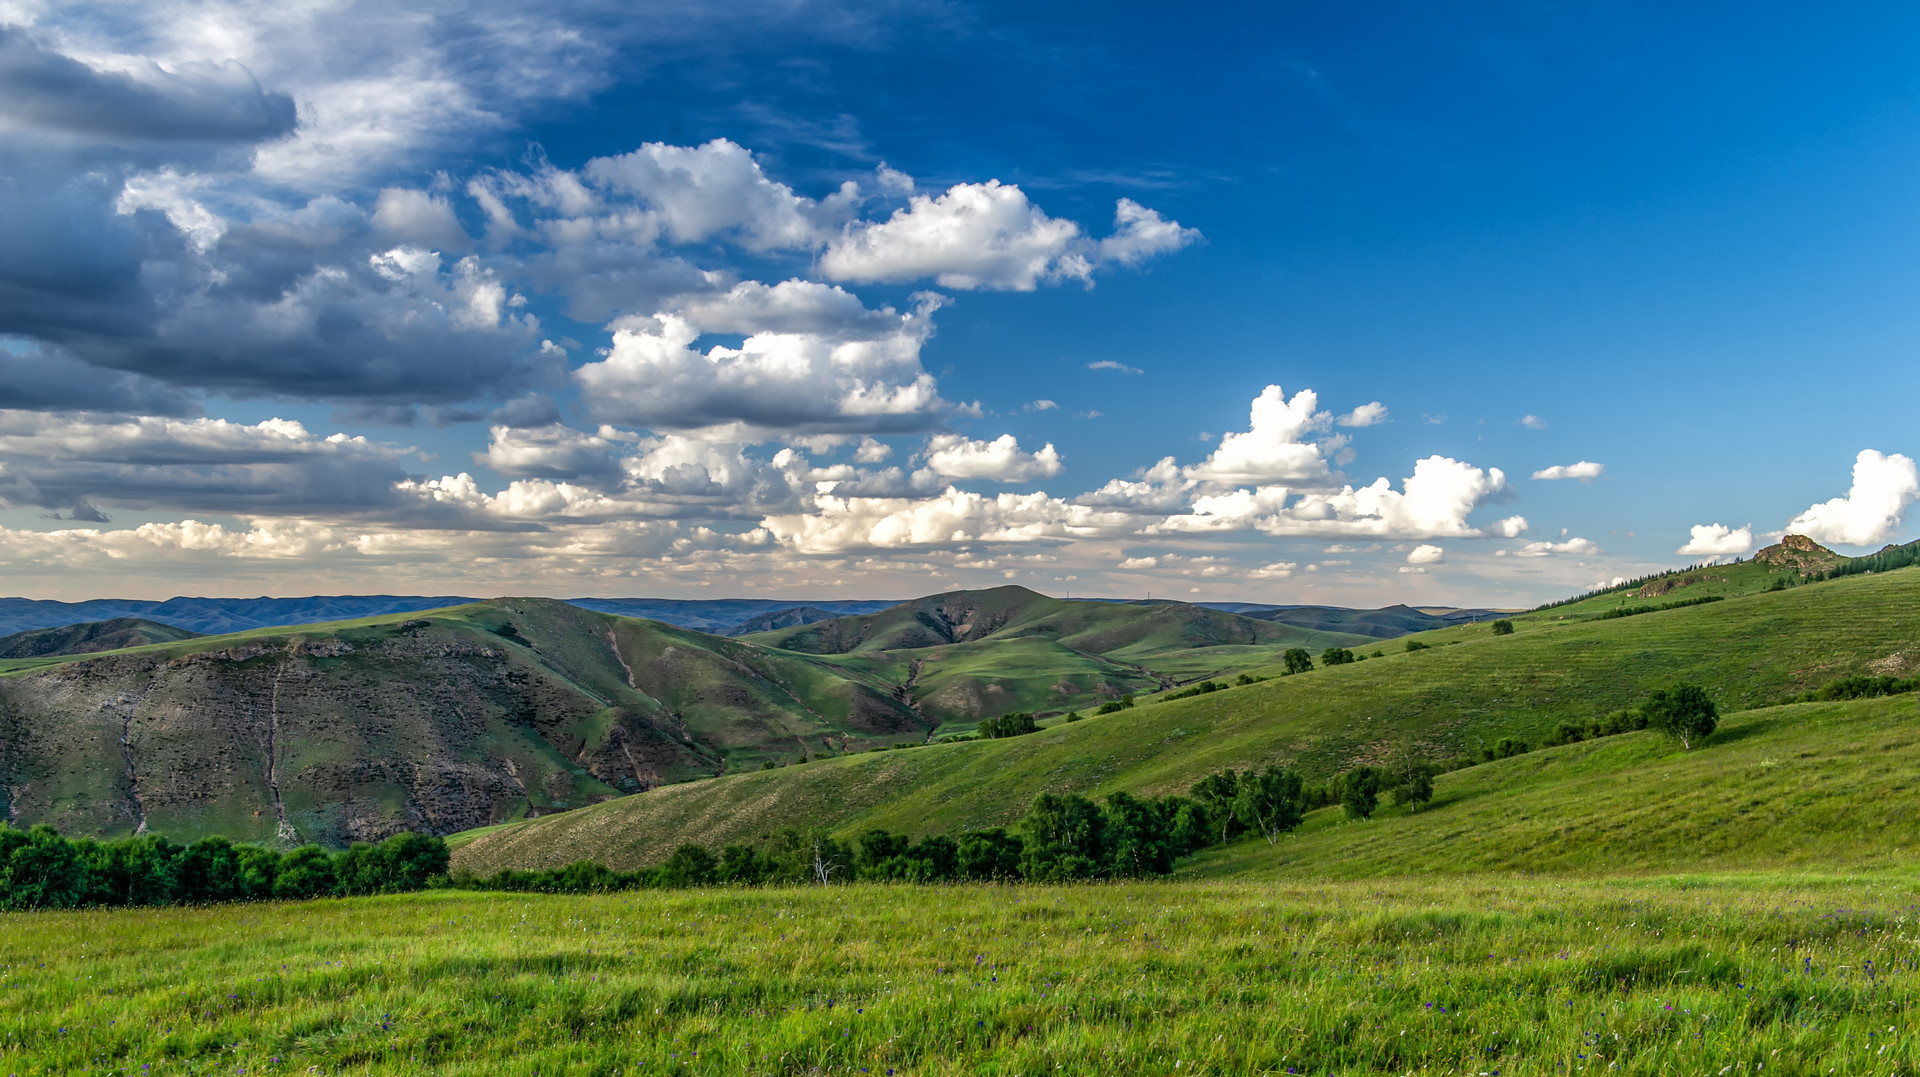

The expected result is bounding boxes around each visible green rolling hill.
[450,556,1920,874]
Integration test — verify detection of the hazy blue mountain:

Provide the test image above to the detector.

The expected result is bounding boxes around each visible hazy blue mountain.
[0,595,900,637]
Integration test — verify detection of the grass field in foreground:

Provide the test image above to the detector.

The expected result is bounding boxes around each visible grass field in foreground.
[5,874,1919,1075]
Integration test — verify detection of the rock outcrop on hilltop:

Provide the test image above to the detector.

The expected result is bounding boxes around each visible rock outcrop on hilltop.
[1751,534,1841,575]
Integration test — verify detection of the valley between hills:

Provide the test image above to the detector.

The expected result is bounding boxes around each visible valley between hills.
[1,534,1914,874]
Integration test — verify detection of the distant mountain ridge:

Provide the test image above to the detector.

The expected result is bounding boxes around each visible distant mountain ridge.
[1,595,1501,640]
[565,598,898,635]
[0,596,901,638]
[0,596,478,637]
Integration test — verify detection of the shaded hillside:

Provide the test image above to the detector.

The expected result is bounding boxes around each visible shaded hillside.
[723,605,845,636]
[453,564,1920,873]
[0,618,200,659]
[0,598,921,845]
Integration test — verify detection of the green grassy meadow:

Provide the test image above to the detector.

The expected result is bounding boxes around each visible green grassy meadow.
[6,873,1919,1076]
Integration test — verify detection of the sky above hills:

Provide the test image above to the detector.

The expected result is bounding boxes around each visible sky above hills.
[1,1,1917,604]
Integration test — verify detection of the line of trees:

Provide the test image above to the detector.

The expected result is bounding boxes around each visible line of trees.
[1593,595,1724,621]
[978,711,1038,739]
[0,829,450,911]
[463,762,1331,893]
[1282,647,1366,674]
[1791,675,1917,703]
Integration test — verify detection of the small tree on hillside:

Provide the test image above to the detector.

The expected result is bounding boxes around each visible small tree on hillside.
[1643,684,1718,749]
[1282,648,1313,675]
[1190,769,1242,844]
[1234,765,1305,843]
[1387,760,1436,809]
[1491,619,1515,636]
[1341,766,1381,820]
[1320,647,1356,667]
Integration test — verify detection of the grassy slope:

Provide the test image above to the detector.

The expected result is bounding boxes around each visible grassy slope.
[453,565,1920,872]
[1188,692,1920,879]
[8,874,1920,1075]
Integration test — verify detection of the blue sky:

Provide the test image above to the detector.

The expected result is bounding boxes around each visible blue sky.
[0,1,1916,604]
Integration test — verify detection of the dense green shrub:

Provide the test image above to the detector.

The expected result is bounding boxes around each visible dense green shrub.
[1234,765,1305,842]
[1793,675,1917,703]
[1340,766,1381,820]
[1487,737,1531,761]
[1282,648,1313,675]
[1643,684,1718,749]
[1164,680,1226,702]
[1017,793,1109,881]
[1491,619,1514,635]
[1320,647,1356,667]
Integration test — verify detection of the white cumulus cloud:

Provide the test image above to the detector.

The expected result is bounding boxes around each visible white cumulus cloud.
[1163,455,1513,540]
[1785,449,1920,547]
[760,488,1130,554]
[1676,523,1753,557]
[820,180,1086,290]
[575,281,947,436]
[1097,198,1201,265]
[1337,402,1388,428]
[1532,461,1605,481]
[1516,537,1601,557]
[1406,543,1444,564]
[820,182,1195,291]
[919,434,1063,482]
[1183,385,1332,486]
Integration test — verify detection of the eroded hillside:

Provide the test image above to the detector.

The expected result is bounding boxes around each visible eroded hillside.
[0,598,920,845]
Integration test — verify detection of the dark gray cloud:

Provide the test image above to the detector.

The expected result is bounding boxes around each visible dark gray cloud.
[0,347,200,416]
[0,28,296,143]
